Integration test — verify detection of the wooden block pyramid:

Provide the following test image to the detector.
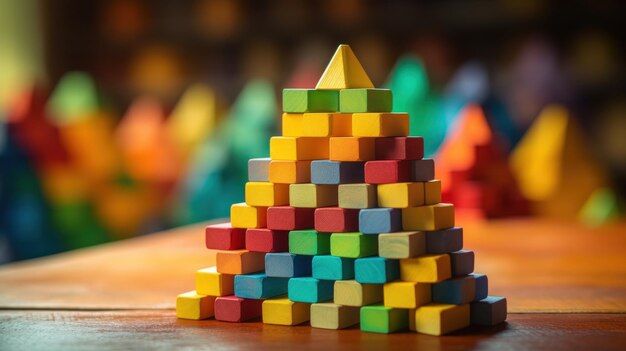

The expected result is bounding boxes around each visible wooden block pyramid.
[176,44,507,335]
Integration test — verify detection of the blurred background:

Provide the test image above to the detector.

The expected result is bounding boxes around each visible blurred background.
[0,0,624,263]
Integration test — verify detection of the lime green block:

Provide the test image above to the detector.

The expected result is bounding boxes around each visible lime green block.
[339,89,392,113]
[289,230,331,255]
[579,187,622,226]
[330,232,378,258]
[47,71,100,124]
[360,304,408,334]
[283,89,339,113]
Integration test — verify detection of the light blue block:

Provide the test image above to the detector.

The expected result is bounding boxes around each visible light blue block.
[310,160,364,184]
[449,250,474,276]
[354,257,399,284]
[234,273,289,299]
[358,208,402,234]
[471,296,507,326]
[265,253,312,278]
[288,277,334,303]
[432,275,476,304]
[471,273,489,301]
[426,227,463,254]
[312,255,355,280]
[248,158,271,182]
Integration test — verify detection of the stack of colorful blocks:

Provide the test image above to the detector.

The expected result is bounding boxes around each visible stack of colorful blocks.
[176,44,507,335]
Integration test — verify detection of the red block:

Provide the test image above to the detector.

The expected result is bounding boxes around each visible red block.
[364,160,410,184]
[214,295,264,322]
[266,206,315,230]
[375,137,424,160]
[205,223,246,250]
[245,228,289,252]
[314,207,359,233]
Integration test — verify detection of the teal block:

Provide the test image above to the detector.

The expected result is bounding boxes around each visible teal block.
[339,89,392,113]
[283,89,339,113]
[289,230,330,255]
[234,273,289,299]
[312,255,355,280]
[471,296,507,326]
[354,257,399,284]
[288,277,334,303]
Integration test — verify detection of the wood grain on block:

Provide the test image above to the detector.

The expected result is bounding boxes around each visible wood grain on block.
[310,160,364,184]
[432,275,476,305]
[383,281,431,309]
[289,184,338,208]
[230,203,267,229]
[265,253,312,278]
[214,295,263,322]
[315,207,359,232]
[334,280,383,306]
[215,250,265,275]
[282,89,339,113]
[354,257,399,284]
[339,89,392,113]
[270,137,329,161]
[330,232,378,258]
[316,45,374,90]
[196,266,234,296]
[176,290,215,320]
[310,303,360,329]
[364,160,410,184]
[248,157,271,182]
[426,227,463,254]
[289,230,330,255]
[378,231,426,259]
[338,183,377,209]
[449,250,475,277]
[359,208,402,234]
[471,273,489,301]
[288,277,334,303]
[470,296,507,326]
[312,255,355,280]
[269,160,311,184]
[375,137,424,160]
[400,254,451,283]
[302,113,352,137]
[377,182,425,208]
[352,113,409,137]
[205,223,245,250]
[234,273,289,299]
[281,113,304,136]
[411,159,435,181]
[424,180,442,205]
[266,206,314,230]
[245,182,290,207]
[245,228,289,253]
[329,137,375,161]
[262,297,311,325]
[360,305,408,334]
[402,203,455,231]
[414,303,470,336]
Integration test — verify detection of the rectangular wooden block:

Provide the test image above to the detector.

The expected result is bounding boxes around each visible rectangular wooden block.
[360,305,408,334]
[215,250,265,274]
[424,180,442,205]
[270,136,329,161]
[283,89,339,113]
[377,182,425,208]
[289,230,330,255]
[245,228,289,253]
[310,303,360,329]
[364,160,410,184]
[310,160,364,184]
[248,157,271,182]
[339,88,392,113]
[245,182,290,207]
[266,206,314,230]
[352,113,409,137]
[384,281,431,309]
[470,296,507,326]
[470,273,489,301]
[334,280,383,306]
[378,231,426,259]
[269,160,311,184]
[176,290,216,320]
[432,276,476,305]
[234,273,289,299]
[411,159,435,181]
[375,137,424,160]
[302,113,352,137]
[414,303,470,336]
[402,203,455,231]
[329,137,375,161]
[196,266,234,296]
[358,208,402,234]
[288,277,334,303]
[289,184,338,208]
[281,113,304,137]
[426,227,463,254]
[330,232,378,258]
[400,254,451,283]
[265,253,312,278]
[338,183,377,208]
[214,295,263,322]
[262,297,311,325]
[230,203,267,229]
[205,223,246,250]
[449,250,475,276]
[315,207,359,232]
[354,257,400,284]
[312,255,355,280]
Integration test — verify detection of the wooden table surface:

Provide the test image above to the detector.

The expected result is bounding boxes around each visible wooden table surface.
[1,217,626,350]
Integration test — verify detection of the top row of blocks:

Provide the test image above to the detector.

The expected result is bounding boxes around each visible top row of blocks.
[283,89,392,113]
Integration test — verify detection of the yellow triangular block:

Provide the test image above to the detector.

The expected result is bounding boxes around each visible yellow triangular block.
[316,45,374,90]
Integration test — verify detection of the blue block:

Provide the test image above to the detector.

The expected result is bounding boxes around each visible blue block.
[449,250,474,276]
[234,273,289,299]
[358,208,402,234]
[426,227,463,254]
[265,253,312,277]
[310,160,364,184]
[471,273,489,300]
[288,277,334,303]
[432,275,476,304]
[354,257,399,284]
[471,296,507,326]
[312,255,355,280]
[248,158,271,182]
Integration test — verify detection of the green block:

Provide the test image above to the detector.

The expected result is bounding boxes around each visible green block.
[288,277,334,303]
[360,304,408,334]
[312,255,355,280]
[330,233,378,258]
[289,230,331,255]
[283,89,339,113]
[339,89,392,113]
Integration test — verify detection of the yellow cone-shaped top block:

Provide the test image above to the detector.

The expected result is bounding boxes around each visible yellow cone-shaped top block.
[316,45,374,90]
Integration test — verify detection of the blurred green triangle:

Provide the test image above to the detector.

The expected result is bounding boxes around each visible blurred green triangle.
[47,72,100,125]
[579,187,621,226]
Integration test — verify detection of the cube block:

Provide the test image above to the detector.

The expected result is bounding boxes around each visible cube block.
[334,280,383,306]
[414,304,470,336]
[450,250,475,276]
[329,137,375,161]
[245,182,290,207]
[360,305,408,334]
[352,113,409,137]
[426,227,463,254]
[230,203,267,229]
[176,291,216,320]
[283,89,339,113]
[424,180,442,205]
[432,275,476,305]
[339,88,392,113]
[245,228,289,253]
[234,273,289,299]
[338,183,377,209]
[281,113,304,137]
[359,208,402,234]
[269,160,311,184]
[402,204,455,231]
[378,231,426,259]
[215,250,265,274]
[354,257,400,284]
[364,160,410,184]
[289,230,330,255]
[302,113,352,137]
[312,255,355,280]
[265,253,312,278]
[248,157,271,182]
[310,303,360,329]
[288,277,334,303]
[214,295,263,322]
[205,223,246,250]
[262,297,311,325]
[310,160,364,184]
[270,137,329,161]
[400,254,451,283]
[330,232,378,258]
[378,182,424,208]
[384,281,431,309]
[289,184,338,208]
[196,266,234,296]
[375,137,424,160]
[470,296,507,326]
[315,207,359,233]
[266,206,314,230]
[411,159,435,181]
[471,273,489,301]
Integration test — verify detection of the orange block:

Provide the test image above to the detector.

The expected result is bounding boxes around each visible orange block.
[329,137,376,161]
[269,160,312,184]
[215,250,266,274]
